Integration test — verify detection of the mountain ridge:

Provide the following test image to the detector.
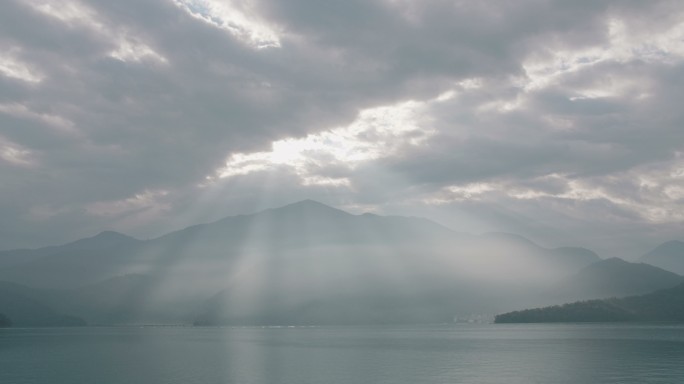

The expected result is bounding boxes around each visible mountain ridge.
[548,257,684,301]
[0,199,651,325]
[640,240,684,275]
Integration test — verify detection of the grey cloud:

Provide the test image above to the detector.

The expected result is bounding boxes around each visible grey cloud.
[0,0,682,257]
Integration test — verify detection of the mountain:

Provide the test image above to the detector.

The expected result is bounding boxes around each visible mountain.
[59,231,140,251]
[0,281,86,326]
[549,247,602,269]
[0,231,142,288]
[495,281,684,323]
[0,231,140,270]
[640,240,684,275]
[0,200,601,325]
[49,274,198,325]
[155,199,461,252]
[472,233,600,276]
[549,257,684,301]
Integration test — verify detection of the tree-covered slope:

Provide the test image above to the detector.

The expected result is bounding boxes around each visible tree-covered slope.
[496,281,684,323]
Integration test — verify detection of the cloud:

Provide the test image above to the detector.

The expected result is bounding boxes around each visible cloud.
[0,135,35,166]
[172,0,281,49]
[0,50,43,83]
[0,0,682,259]
[25,0,167,63]
[211,98,437,187]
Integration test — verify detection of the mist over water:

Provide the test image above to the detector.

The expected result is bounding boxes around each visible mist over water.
[1,324,683,384]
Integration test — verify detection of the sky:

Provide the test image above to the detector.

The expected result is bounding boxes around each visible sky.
[1,0,683,259]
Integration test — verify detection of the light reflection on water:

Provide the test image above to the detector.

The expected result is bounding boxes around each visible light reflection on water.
[1,324,683,384]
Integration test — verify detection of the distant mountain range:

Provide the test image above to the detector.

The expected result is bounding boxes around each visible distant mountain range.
[548,257,684,301]
[0,281,85,327]
[0,231,140,269]
[640,240,684,275]
[496,252,684,324]
[0,200,681,326]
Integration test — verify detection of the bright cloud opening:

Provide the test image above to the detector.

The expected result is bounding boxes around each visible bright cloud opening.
[172,0,281,49]
[211,100,434,187]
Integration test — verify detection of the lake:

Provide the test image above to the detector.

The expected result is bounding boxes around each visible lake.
[1,324,683,383]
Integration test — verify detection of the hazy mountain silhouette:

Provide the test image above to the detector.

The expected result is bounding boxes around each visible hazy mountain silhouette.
[496,281,684,323]
[474,233,599,274]
[0,231,142,289]
[549,247,602,269]
[640,240,684,275]
[0,200,606,324]
[0,281,85,326]
[61,231,140,251]
[549,257,684,301]
[51,274,161,324]
[0,231,139,269]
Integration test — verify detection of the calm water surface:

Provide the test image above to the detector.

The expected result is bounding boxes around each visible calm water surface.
[1,324,683,384]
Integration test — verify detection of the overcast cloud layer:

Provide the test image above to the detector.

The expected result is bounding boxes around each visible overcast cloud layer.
[1,0,683,258]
